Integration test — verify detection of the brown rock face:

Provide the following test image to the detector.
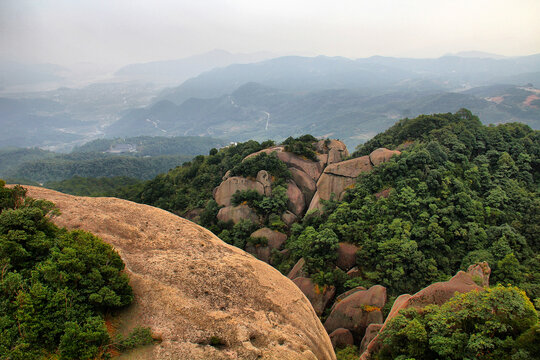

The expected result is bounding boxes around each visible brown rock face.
[369,148,401,166]
[22,186,336,360]
[315,140,349,158]
[324,285,386,339]
[329,328,354,349]
[360,271,484,360]
[257,170,272,196]
[287,258,306,280]
[330,286,367,312]
[359,324,382,353]
[281,211,298,227]
[217,204,260,224]
[290,168,317,205]
[251,227,287,250]
[336,243,358,271]
[467,261,491,287]
[292,277,336,316]
[315,156,372,202]
[214,177,265,207]
[286,180,306,216]
[277,152,323,182]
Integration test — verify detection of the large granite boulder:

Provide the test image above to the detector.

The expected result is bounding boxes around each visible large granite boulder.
[329,328,354,349]
[369,148,401,166]
[251,227,287,250]
[214,176,265,207]
[314,155,373,203]
[277,152,324,182]
[217,204,260,224]
[292,277,336,316]
[315,140,349,164]
[281,210,298,227]
[287,180,306,216]
[287,258,306,280]
[359,324,383,353]
[324,285,386,339]
[290,168,317,205]
[256,170,272,196]
[22,186,337,360]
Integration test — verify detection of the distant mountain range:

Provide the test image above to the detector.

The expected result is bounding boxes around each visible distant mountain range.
[114,49,276,85]
[106,81,540,149]
[1,52,539,150]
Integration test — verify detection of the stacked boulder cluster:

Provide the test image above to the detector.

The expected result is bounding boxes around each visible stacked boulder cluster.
[211,140,495,357]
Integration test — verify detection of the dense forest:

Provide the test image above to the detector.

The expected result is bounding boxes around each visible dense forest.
[0,182,154,359]
[0,135,227,184]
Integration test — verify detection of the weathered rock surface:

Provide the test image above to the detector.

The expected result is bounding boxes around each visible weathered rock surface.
[315,140,349,160]
[307,192,323,213]
[290,168,317,205]
[281,211,298,227]
[331,286,367,312]
[217,204,259,224]
[467,261,491,287]
[336,243,358,271]
[22,186,336,360]
[329,328,354,349]
[286,180,305,216]
[257,170,272,196]
[251,227,287,250]
[315,156,373,202]
[214,176,265,207]
[369,148,401,166]
[287,258,306,280]
[359,324,383,353]
[277,152,323,182]
[360,271,484,360]
[324,285,386,339]
[292,277,336,316]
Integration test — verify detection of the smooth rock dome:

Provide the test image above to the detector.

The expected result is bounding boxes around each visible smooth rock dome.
[23,186,336,360]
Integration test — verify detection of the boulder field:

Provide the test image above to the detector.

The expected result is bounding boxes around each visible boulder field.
[22,186,336,360]
[215,140,401,224]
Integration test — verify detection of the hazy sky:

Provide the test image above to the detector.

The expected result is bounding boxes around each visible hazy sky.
[1,0,539,66]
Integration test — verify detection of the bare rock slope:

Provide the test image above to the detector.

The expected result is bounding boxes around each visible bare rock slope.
[24,186,336,360]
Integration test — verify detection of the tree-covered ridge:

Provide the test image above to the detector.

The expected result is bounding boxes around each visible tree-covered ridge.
[287,110,539,300]
[71,135,228,156]
[0,181,149,359]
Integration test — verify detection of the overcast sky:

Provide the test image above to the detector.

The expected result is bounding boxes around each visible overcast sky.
[1,0,539,67]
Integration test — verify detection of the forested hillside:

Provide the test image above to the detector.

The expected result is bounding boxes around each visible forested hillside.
[106,110,539,359]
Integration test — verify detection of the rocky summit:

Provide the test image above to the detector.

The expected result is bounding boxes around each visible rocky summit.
[22,186,336,360]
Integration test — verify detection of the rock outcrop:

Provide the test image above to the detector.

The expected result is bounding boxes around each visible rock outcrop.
[324,285,386,340]
[287,258,306,280]
[286,180,305,216]
[329,328,354,349]
[292,277,336,316]
[369,148,401,166]
[250,227,287,250]
[308,156,373,211]
[217,204,260,224]
[22,186,336,360]
[360,270,485,360]
[214,176,265,207]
